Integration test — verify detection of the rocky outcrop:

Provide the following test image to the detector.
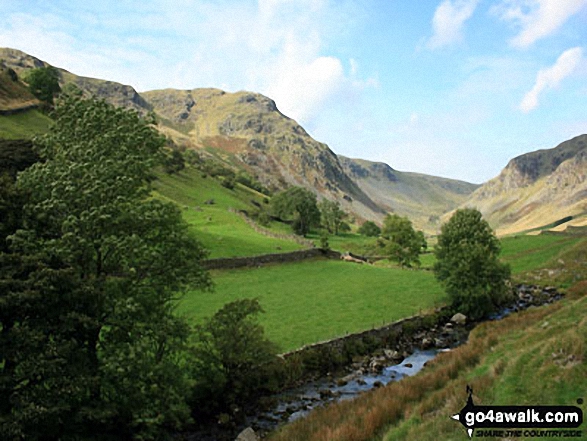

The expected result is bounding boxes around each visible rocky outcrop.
[458,134,587,235]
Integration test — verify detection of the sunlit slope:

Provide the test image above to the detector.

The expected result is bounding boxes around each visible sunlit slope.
[152,168,303,258]
[458,135,587,236]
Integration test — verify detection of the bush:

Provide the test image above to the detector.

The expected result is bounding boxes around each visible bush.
[358,220,381,237]
[190,299,280,418]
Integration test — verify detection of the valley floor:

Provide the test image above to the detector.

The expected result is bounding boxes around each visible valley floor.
[266,231,587,441]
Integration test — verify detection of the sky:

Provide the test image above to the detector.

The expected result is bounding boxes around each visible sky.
[1,0,586,184]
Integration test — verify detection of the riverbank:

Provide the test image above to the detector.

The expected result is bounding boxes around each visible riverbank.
[179,284,563,441]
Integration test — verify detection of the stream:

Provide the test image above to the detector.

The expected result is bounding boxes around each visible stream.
[182,284,563,440]
[246,348,442,432]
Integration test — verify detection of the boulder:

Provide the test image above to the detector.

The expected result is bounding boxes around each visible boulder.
[421,337,433,349]
[384,349,402,361]
[236,427,259,441]
[450,313,467,325]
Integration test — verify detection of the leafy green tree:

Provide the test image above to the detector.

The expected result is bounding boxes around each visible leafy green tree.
[190,299,279,418]
[319,199,347,235]
[162,147,186,174]
[24,66,61,104]
[358,220,381,237]
[377,214,425,267]
[270,186,320,236]
[2,96,210,440]
[433,208,512,320]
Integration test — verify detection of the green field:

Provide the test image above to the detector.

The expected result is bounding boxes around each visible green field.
[499,233,583,274]
[0,109,52,139]
[177,231,587,352]
[269,231,587,441]
[404,234,583,274]
[153,168,304,258]
[178,259,446,352]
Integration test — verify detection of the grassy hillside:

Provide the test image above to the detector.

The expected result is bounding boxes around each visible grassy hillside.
[500,233,583,276]
[0,66,50,139]
[142,87,386,223]
[0,66,39,111]
[268,231,587,441]
[0,109,52,139]
[153,167,304,258]
[178,259,446,352]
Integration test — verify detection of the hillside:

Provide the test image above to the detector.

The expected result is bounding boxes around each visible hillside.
[459,135,587,235]
[0,64,51,139]
[0,64,39,112]
[142,88,386,222]
[0,47,151,113]
[0,47,485,227]
[340,156,479,231]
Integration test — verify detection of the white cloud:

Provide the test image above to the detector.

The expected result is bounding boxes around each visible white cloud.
[493,0,587,48]
[0,1,375,126]
[520,47,583,112]
[427,0,480,49]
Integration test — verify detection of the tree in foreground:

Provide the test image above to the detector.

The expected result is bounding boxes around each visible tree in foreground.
[270,186,320,236]
[1,96,210,440]
[377,214,426,267]
[190,299,279,419]
[433,208,512,320]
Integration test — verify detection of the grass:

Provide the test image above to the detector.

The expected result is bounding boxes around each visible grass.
[177,259,446,352]
[153,168,303,258]
[414,233,582,275]
[0,109,52,139]
[307,232,377,255]
[499,233,583,275]
[268,233,587,441]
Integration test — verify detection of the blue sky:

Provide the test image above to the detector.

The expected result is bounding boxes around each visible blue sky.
[1,0,586,183]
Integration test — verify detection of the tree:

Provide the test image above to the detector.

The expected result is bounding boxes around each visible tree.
[162,147,185,174]
[2,96,210,440]
[190,299,279,418]
[433,208,512,320]
[319,199,347,235]
[377,214,425,267]
[270,186,320,236]
[24,66,61,104]
[358,220,381,237]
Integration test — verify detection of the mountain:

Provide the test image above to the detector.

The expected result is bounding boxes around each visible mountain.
[0,47,480,227]
[142,87,389,221]
[0,48,151,113]
[458,134,587,235]
[339,157,479,231]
